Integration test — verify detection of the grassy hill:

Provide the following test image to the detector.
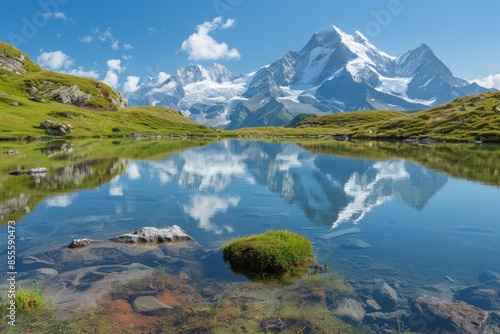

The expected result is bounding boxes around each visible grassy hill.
[295,92,500,142]
[0,41,222,139]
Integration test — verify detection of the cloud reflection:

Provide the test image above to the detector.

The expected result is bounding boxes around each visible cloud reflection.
[45,194,77,208]
[183,195,240,234]
[126,162,141,180]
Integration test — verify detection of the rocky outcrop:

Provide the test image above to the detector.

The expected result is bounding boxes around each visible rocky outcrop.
[110,225,191,244]
[27,80,127,109]
[50,85,92,106]
[412,296,489,334]
[40,120,74,136]
[0,54,26,74]
[109,93,128,109]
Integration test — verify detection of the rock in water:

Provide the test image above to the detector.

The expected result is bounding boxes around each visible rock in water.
[341,238,372,249]
[132,296,173,315]
[331,297,365,324]
[412,296,489,334]
[69,239,93,249]
[110,225,191,244]
[372,281,398,311]
[479,270,500,283]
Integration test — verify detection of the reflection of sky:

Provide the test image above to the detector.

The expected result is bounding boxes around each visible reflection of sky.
[332,160,409,228]
[45,194,77,208]
[183,195,240,234]
[126,162,141,180]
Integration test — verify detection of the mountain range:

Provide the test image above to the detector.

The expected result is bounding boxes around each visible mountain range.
[126,25,489,129]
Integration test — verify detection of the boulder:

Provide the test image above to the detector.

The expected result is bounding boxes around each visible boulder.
[132,296,173,315]
[69,239,93,249]
[40,120,74,136]
[415,283,454,301]
[110,225,191,244]
[372,281,398,311]
[412,296,489,334]
[457,288,499,311]
[364,310,408,330]
[3,150,21,154]
[365,298,382,311]
[479,270,500,283]
[331,297,365,324]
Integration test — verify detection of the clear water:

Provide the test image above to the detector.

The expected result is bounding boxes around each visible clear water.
[1,139,500,325]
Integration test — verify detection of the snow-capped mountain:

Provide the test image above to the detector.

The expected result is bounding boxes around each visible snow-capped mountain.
[126,25,489,129]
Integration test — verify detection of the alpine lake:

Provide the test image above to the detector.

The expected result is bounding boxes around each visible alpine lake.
[1,138,499,333]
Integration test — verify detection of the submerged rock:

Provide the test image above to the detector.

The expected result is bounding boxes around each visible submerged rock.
[416,283,454,301]
[133,295,173,315]
[110,225,191,244]
[479,270,500,283]
[457,288,499,311]
[412,296,489,334]
[341,238,372,249]
[372,281,399,311]
[331,297,365,324]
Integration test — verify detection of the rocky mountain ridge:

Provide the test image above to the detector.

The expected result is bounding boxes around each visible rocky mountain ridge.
[126,25,490,129]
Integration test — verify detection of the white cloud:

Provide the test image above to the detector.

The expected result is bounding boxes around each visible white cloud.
[106,59,123,73]
[65,67,99,79]
[103,70,119,88]
[80,35,92,43]
[471,74,500,90]
[111,40,120,51]
[148,80,178,96]
[181,17,241,61]
[37,50,74,70]
[42,11,73,23]
[124,76,140,93]
[122,54,133,60]
[221,18,236,29]
[147,27,156,36]
[84,26,122,51]
[157,71,170,84]
[124,43,133,50]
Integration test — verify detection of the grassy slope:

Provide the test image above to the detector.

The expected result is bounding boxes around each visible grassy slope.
[0,95,221,139]
[0,41,124,110]
[296,92,500,142]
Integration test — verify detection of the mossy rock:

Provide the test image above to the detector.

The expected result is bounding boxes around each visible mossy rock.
[222,230,313,278]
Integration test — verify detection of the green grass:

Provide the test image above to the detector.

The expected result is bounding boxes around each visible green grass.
[295,92,500,142]
[222,230,314,277]
[1,285,50,316]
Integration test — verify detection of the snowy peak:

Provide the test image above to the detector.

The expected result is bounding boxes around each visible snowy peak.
[125,24,491,129]
[170,63,235,86]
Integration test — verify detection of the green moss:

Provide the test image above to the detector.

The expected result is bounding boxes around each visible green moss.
[222,230,314,278]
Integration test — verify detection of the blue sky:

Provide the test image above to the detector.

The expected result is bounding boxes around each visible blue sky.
[2,0,500,92]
